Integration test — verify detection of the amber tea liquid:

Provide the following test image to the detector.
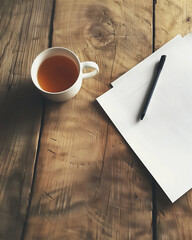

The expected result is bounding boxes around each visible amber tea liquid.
[37,55,79,92]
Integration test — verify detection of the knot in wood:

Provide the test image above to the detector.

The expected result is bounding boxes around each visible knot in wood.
[85,17,116,47]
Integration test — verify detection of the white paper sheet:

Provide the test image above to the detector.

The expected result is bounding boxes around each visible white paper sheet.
[97,35,192,202]
[111,34,182,87]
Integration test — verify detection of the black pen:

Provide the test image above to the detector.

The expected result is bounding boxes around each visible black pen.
[140,55,166,120]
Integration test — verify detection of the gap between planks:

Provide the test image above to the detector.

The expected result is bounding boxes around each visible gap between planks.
[20,1,56,239]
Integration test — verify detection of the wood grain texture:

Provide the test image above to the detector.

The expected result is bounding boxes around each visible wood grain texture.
[155,0,192,239]
[24,0,153,239]
[155,0,192,48]
[0,0,53,239]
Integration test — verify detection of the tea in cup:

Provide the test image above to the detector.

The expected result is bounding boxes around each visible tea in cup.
[31,47,99,102]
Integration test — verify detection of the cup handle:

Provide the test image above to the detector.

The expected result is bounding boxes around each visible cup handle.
[81,61,99,79]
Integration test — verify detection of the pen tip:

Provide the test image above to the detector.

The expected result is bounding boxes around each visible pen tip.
[140,114,145,120]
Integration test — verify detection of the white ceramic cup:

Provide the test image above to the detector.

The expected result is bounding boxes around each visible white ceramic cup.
[31,47,99,102]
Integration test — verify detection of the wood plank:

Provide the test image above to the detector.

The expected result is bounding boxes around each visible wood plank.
[155,0,192,48]
[155,0,192,239]
[24,0,153,239]
[0,0,53,239]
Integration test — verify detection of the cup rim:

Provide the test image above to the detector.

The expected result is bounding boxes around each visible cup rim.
[31,47,81,95]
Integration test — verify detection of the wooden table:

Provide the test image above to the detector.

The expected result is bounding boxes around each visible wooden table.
[0,0,192,239]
